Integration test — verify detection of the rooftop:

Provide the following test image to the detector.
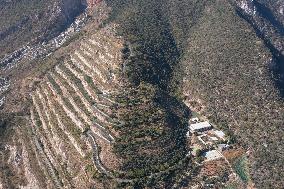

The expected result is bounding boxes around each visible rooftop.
[214,130,226,139]
[204,150,223,161]
[190,121,212,131]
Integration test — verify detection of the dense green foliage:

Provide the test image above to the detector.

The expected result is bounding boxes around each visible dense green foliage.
[233,156,250,183]
[113,83,188,179]
[108,0,284,187]
[0,0,52,57]
[111,0,180,91]
[106,0,191,185]
[0,0,50,30]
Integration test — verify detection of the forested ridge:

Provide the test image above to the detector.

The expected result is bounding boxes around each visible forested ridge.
[105,0,191,187]
[107,0,284,188]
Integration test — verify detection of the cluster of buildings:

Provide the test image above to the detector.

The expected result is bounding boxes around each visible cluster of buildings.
[187,117,230,161]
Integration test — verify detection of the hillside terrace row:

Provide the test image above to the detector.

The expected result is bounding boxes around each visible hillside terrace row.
[28,27,123,185]
[0,77,10,108]
[0,13,88,113]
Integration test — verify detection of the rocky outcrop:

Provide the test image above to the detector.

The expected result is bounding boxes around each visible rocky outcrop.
[43,0,86,40]
[235,0,283,53]
[234,0,284,96]
[0,0,86,59]
[0,13,87,71]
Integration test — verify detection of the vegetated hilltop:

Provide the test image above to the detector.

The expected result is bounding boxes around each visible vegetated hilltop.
[0,0,191,187]
[180,0,284,188]
[0,0,283,188]
[0,0,86,58]
[105,0,191,187]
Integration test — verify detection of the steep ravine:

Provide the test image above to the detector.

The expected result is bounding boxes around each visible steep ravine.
[0,0,86,58]
[234,0,284,96]
[181,0,284,188]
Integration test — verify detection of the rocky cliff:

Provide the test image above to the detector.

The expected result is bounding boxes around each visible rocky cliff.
[234,0,284,96]
[0,0,86,58]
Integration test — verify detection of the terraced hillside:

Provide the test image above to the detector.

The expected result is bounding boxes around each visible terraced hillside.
[27,23,125,188]
[1,1,192,187]
[26,18,191,187]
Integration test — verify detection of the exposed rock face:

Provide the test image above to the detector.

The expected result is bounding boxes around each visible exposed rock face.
[44,0,86,40]
[0,0,86,58]
[235,0,284,96]
[235,0,283,52]
[236,0,256,15]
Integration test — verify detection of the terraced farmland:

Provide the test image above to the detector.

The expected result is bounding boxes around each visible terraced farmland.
[28,24,124,187]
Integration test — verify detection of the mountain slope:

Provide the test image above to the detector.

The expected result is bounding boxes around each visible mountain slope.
[0,0,283,188]
[181,1,284,188]
[0,0,85,59]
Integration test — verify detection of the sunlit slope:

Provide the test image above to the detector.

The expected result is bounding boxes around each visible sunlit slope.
[28,24,124,188]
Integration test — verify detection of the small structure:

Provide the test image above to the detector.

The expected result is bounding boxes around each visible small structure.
[198,134,219,146]
[190,121,212,133]
[186,131,190,137]
[190,117,199,123]
[204,150,223,161]
[217,144,230,152]
[198,134,210,145]
[210,136,219,141]
[213,130,226,140]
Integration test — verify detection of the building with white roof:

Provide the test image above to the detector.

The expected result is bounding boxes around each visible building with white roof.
[190,121,212,132]
[210,136,219,141]
[204,150,223,161]
[213,130,226,140]
[218,144,230,151]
